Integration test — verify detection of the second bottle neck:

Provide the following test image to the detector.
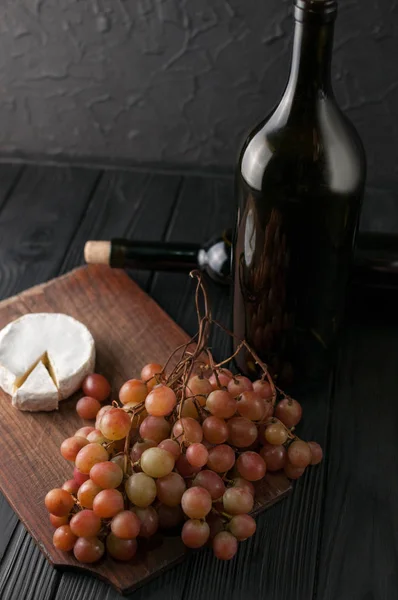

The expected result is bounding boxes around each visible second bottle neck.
[285,17,335,100]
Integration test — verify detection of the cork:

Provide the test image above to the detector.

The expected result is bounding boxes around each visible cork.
[84,241,111,265]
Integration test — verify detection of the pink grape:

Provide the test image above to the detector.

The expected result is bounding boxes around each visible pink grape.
[45,489,74,517]
[93,489,124,518]
[99,408,131,441]
[75,426,96,438]
[192,470,225,500]
[156,472,186,507]
[223,487,253,515]
[82,374,111,402]
[75,443,109,474]
[181,519,210,548]
[185,375,213,398]
[70,510,101,537]
[106,533,137,561]
[253,379,273,398]
[181,487,212,519]
[60,436,89,462]
[213,531,238,560]
[77,480,102,509]
[264,421,288,445]
[119,379,148,405]
[62,479,79,495]
[236,451,266,481]
[228,375,253,397]
[158,439,181,459]
[172,418,203,444]
[236,391,266,421]
[133,506,159,538]
[227,417,258,448]
[209,368,233,389]
[202,416,228,444]
[186,443,208,468]
[95,405,112,429]
[53,525,77,551]
[90,461,123,489]
[145,384,176,417]
[287,441,312,468]
[228,514,256,541]
[73,536,104,563]
[125,472,156,507]
[87,429,107,444]
[274,398,302,428]
[207,445,235,473]
[111,510,141,539]
[139,416,170,443]
[206,390,236,419]
[259,443,287,471]
[76,396,101,420]
[141,363,163,390]
[308,441,323,465]
[141,447,175,478]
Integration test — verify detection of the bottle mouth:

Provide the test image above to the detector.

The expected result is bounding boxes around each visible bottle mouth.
[294,0,337,22]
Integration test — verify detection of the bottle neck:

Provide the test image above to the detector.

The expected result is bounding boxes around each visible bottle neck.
[285,3,336,99]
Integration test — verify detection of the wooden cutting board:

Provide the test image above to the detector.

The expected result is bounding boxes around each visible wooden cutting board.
[0,265,291,595]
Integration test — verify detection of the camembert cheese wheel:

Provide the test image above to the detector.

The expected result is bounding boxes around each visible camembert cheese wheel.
[0,313,95,411]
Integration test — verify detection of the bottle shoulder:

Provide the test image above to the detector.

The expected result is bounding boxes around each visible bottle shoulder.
[239,95,366,194]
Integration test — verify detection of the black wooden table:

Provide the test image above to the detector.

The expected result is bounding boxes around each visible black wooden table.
[0,163,397,600]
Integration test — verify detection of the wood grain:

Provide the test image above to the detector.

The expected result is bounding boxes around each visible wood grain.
[317,320,398,600]
[0,265,291,595]
[58,170,182,291]
[0,165,99,297]
[0,164,23,213]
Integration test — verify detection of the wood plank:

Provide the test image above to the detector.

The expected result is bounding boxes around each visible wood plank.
[316,314,398,599]
[0,497,18,562]
[59,171,182,290]
[0,524,60,600]
[0,165,101,594]
[0,165,100,298]
[0,165,24,213]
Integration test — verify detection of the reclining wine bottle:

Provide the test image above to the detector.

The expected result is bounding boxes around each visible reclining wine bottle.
[233,0,366,386]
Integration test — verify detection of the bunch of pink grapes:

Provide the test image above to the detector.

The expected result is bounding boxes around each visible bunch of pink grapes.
[45,364,322,564]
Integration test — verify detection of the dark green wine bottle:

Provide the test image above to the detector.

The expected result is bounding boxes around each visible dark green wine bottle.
[233,0,366,386]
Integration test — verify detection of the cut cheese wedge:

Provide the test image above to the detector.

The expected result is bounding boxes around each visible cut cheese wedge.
[0,313,95,411]
[12,360,59,412]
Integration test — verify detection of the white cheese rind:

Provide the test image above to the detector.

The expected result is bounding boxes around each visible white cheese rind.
[12,360,59,412]
[0,313,96,405]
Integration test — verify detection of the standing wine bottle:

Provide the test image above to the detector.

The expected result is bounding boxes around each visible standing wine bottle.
[233,0,366,386]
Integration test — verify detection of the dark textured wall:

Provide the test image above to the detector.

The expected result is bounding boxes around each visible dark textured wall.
[0,0,397,179]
